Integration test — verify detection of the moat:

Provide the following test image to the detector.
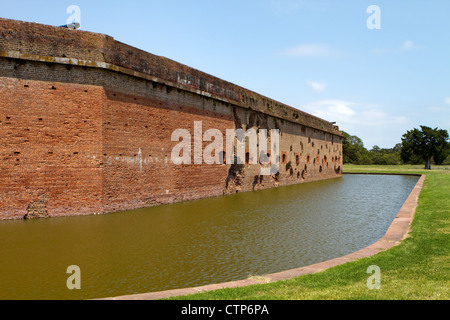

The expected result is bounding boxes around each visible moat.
[0,174,419,300]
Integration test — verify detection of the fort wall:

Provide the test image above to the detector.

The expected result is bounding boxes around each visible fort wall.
[0,18,343,220]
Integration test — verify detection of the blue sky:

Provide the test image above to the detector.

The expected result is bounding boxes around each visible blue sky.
[2,0,449,148]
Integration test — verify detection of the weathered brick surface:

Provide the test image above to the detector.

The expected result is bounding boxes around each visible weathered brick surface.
[225,107,342,194]
[101,90,234,213]
[0,18,343,220]
[0,77,104,219]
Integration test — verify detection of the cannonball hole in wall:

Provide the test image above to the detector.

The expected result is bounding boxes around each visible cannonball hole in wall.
[281,153,287,164]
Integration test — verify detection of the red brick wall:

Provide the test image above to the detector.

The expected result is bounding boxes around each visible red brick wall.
[0,18,343,220]
[0,70,342,220]
[101,90,234,213]
[0,77,103,219]
[0,75,238,219]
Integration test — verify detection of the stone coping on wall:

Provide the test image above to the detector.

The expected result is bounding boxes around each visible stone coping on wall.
[0,50,340,137]
[98,173,426,300]
[0,17,341,136]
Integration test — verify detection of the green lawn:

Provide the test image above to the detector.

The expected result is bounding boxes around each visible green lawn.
[169,165,449,300]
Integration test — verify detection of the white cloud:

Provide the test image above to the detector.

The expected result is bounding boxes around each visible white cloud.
[401,40,414,51]
[302,99,407,126]
[430,98,450,111]
[306,80,327,92]
[428,106,450,112]
[301,100,357,124]
[283,44,336,57]
[300,99,409,148]
[372,48,389,55]
[373,40,418,55]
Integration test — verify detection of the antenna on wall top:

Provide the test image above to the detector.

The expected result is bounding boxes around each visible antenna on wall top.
[59,22,80,30]
[62,5,81,30]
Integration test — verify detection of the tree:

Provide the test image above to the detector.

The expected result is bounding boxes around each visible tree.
[393,143,403,154]
[401,126,449,169]
[369,145,401,165]
[341,131,369,164]
[433,139,450,165]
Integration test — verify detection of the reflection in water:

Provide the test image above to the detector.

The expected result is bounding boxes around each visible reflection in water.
[0,174,418,299]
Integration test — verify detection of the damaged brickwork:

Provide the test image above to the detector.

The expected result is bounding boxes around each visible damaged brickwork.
[0,18,343,220]
[24,193,50,219]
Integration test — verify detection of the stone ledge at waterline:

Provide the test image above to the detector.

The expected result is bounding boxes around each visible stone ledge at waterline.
[0,17,343,220]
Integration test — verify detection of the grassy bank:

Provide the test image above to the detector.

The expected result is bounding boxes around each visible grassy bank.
[170,165,449,300]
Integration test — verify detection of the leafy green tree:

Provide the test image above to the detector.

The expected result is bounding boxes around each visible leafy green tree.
[433,139,450,165]
[380,153,401,165]
[443,155,450,165]
[369,145,382,164]
[401,126,449,169]
[369,145,401,165]
[393,143,403,154]
[341,131,369,164]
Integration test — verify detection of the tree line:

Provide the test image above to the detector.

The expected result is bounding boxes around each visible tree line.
[342,126,450,169]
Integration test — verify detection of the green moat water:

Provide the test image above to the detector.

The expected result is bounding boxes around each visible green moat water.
[0,174,419,300]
